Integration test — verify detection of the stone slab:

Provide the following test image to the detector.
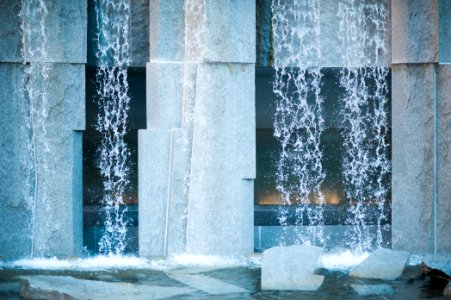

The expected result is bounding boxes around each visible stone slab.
[146,62,184,129]
[169,274,248,295]
[130,0,149,67]
[19,275,194,300]
[0,1,22,62]
[392,0,438,63]
[138,129,172,257]
[149,0,185,61]
[351,284,394,296]
[437,65,451,252]
[0,64,34,258]
[439,0,451,63]
[202,1,255,63]
[392,64,435,252]
[350,248,410,280]
[186,63,255,255]
[261,245,324,291]
[19,0,86,63]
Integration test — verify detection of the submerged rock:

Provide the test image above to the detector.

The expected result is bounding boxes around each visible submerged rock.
[351,284,394,296]
[423,254,451,277]
[350,248,410,280]
[261,245,324,291]
[20,275,194,300]
[169,274,248,295]
[445,282,451,298]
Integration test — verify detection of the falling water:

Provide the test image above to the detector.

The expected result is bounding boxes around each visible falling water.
[271,0,325,246]
[19,0,51,256]
[94,0,131,255]
[338,0,390,251]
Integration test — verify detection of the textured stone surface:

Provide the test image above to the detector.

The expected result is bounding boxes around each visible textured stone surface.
[392,0,438,63]
[392,64,435,252]
[0,1,22,62]
[30,64,85,257]
[437,65,451,252]
[0,64,33,259]
[0,63,85,258]
[202,1,255,63]
[146,62,184,129]
[351,284,394,296]
[439,0,451,63]
[169,274,248,295]
[350,248,410,280]
[256,0,272,67]
[149,0,185,61]
[24,0,87,63]
[423,254,451,276]
[261,245,324,291]
[138,129,171,257]
[130,0,149,67]
[185,63,255,255]
[19,275,194,300]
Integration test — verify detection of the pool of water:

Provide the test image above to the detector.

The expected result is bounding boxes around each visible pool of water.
[0,255,447,299]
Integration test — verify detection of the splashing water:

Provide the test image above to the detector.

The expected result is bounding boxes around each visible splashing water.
[271,0,325,246]
[94,0,131,255]
[338,0,390,251]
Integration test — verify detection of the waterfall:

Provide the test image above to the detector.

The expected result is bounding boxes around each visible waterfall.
[20,0,51,256]
[338,0,390,251]
[271,0,325,246]
[94,0,131,255]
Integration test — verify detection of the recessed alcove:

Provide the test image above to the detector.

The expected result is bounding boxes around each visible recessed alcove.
[83,66,146,254]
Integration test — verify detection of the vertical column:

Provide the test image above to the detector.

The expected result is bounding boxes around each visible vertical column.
[391,0,451,253]
[184,0,256,255]
[0,1,86,258]
[139,0,256,257]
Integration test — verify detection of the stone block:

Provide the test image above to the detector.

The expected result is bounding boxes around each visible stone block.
[185,63,255,255]
[261,245,324,291]
[130,0,149,67]
[0,1,22,62]
[351,284,394,296]
[392,64,435,252]
[19,275,194,299]
[32,131,83,257]
[166,130,191,255]
[201,1,255,63]
[23,0,87,63]
[169,274,248,295]
[146,62,184,129]
[256,0,272,67]
[138,129,171,257]
[149,0,186,61]
[437,65,451,252]
[0,63,33,259]
[392,0,438,63]
[350,248,410,280]
[439,0,451,63]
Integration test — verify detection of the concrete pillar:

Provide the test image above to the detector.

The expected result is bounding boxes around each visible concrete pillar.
[0,1,86,258]
[391,0,451,253]
[139,0,255,257]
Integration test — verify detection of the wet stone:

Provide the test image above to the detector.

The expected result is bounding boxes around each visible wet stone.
[261,245,324,291]
[169,274,249,295]
[350,248,410,280]
[351,284,394,296]
[19,275,194,300]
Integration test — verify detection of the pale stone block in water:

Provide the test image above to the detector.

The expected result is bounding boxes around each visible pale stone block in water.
[169,274,248,295]
[351,284,394,296]
[261,245,324,291]
[350,248,410,280]
[19,275,194,300]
